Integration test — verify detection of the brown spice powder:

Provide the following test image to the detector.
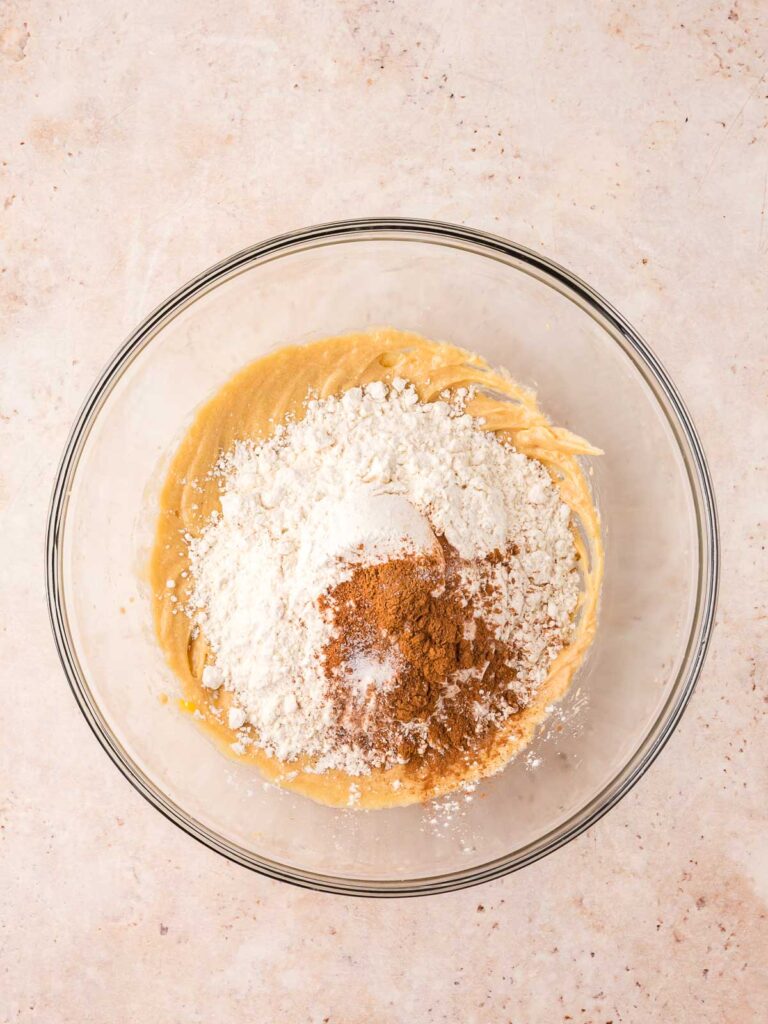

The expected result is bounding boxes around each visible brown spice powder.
[319,541,524,778]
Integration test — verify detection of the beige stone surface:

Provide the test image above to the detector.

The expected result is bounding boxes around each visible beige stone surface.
[2,1,767,1020]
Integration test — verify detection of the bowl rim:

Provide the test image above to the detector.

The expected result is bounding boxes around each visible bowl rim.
[45,217,719,897]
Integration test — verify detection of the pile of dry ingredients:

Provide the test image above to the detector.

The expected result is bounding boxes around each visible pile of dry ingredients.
[183,379,580,782]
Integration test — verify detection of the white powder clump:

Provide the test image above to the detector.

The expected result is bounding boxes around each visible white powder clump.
[186,380,578,773]
[310,488,440,568]
[343,651,399,702]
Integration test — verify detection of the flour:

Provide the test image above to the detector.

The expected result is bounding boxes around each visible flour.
[185,379,578,773]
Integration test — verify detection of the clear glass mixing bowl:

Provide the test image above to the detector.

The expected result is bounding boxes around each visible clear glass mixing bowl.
[46,219,718,896]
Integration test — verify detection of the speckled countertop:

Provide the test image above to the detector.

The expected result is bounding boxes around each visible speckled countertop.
[2,2,766,1021]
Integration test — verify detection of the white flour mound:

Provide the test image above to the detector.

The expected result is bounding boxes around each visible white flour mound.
[186,379,578,773]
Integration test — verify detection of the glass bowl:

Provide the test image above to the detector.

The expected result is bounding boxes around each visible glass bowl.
[46,218,718,896]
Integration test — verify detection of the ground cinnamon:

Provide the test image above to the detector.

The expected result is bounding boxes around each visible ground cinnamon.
[319,540,524,777]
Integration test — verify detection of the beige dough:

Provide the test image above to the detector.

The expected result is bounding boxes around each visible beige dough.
[150,328,603,808]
